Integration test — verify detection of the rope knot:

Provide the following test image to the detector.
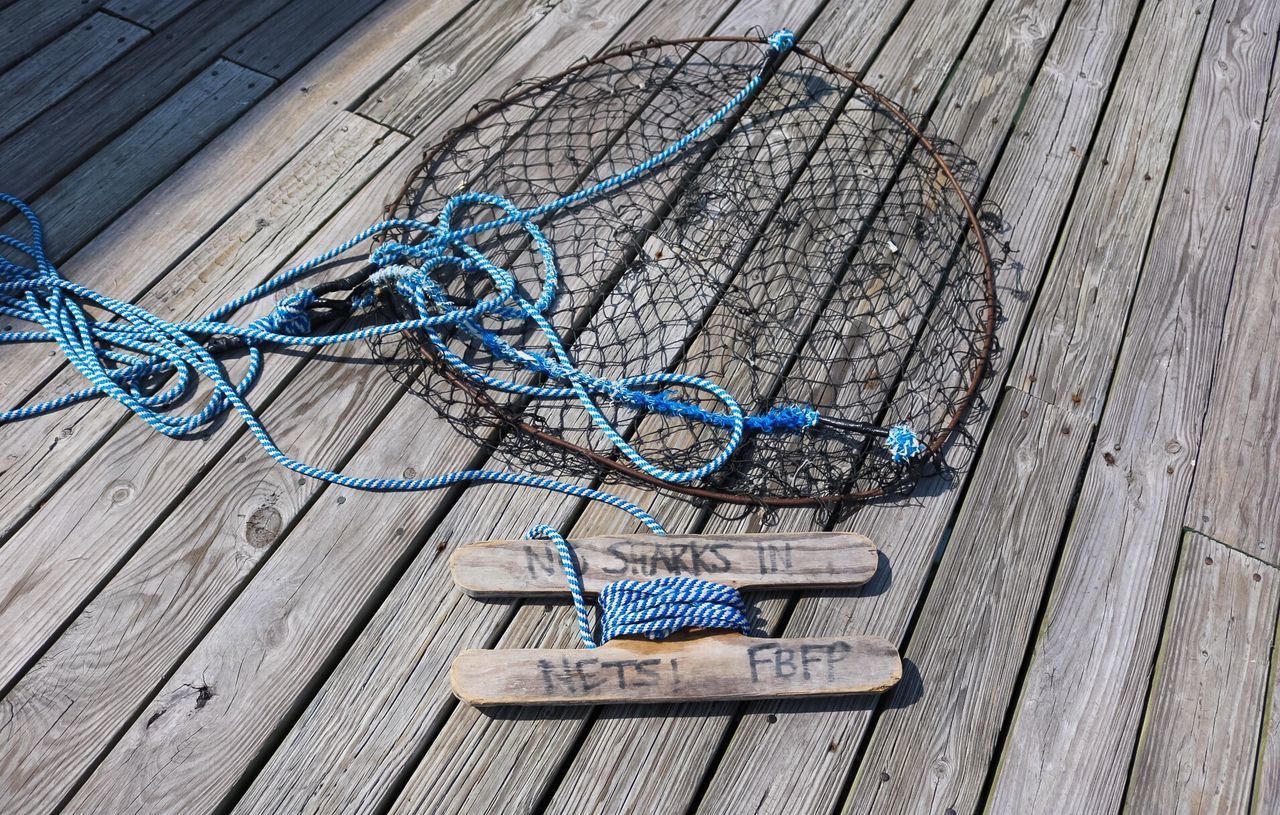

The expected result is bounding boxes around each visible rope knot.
[249,289,316,336]
[767,29,797,53]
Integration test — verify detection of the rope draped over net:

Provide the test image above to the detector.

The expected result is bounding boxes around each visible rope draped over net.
[1,29,1000,642]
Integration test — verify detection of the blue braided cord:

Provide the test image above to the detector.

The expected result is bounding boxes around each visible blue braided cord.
[531,525,751,648]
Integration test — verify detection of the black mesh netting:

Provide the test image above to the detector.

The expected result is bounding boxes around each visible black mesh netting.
[367,35,1006,513]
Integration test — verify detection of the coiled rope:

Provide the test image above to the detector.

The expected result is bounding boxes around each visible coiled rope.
[0,30,911,641]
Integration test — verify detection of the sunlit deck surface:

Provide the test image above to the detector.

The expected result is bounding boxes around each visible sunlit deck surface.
[2,0,1279,812]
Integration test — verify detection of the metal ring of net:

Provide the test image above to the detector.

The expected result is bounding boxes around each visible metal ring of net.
[366,34,1004,513]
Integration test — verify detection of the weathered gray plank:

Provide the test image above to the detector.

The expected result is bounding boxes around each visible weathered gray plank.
[0,1,106,74]
[1254,596,1280,813]
[104,0,204,29]
[541,0,1122,810]
[1182,71,1280,565]
[0,113,407,815]
[988,0,1280,810]
[1125,532,1279,815]
[0,0,527,546]
[4,59,274,261]
[686,0,1158,809]
[0,12,148,141]
[0,0,291,200]
[35,3,673,813]
[225,0,391,79]
[452,531,878,596]
[840,389,1089,815]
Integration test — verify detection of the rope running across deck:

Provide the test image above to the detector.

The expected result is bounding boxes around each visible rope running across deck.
[0,30,911,641]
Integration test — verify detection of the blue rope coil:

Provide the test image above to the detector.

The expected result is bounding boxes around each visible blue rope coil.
[533,524,750,647]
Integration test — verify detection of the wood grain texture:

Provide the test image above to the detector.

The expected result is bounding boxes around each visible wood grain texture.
[0,12,148,141]
[105,0,204,29]
[232,1,851,811]
[0,0,107,74]
[3,59,274,261]
[1125,532,1280,815]
[840,389,1089,815]
[1253,586,1280,814]
[48,3,665,813]
[688,0,1144,811]
[988,0,1280,810]
[0,0,291,200]
[357,0,564,131]
[1006,0,1218,418]
[452,531,878,596]
[225,0,391,79]
[0,114,405,815]
[1182,59,1280,565]
[453,633,900,706]
[0,0,473,406]
[546,0,1124,811]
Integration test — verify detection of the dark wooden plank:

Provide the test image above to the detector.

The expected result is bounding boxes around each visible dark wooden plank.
[0,113,408,814]
[4,59,274,262]
[839,389,1089,814]
[0,12,148,141]
[0,0,291,201]
[1125,532,1279,815]
[225,0,391,80]
[103,0,204,29]
[0,0,107,74]
[988,0,1280,810]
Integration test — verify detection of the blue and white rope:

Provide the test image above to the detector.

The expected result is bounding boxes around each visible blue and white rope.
[531,524,750,647]
[0,30,916,640]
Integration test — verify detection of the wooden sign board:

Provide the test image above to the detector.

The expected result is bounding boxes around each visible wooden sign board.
[450,531,878,597]
[451,632,901,706]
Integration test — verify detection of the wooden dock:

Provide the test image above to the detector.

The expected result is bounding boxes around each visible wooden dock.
[1,0,1278,812]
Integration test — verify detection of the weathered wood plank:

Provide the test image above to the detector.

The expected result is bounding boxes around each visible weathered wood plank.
[987,0,1280,810]
[220,1,872,811]
[540,0,1120,810]
[0,114,407,815]
[1124,532,1279,815]
[1254,597,1280,813]
[3,59,274,262]
[0,1,107,75]
[104,0,204,29]
[1182,70,1280,565]
[839,389,1089,815]
[0,12,148,142]
[0,0,292,201]
[37,4,671,813]
[684,0,1158,810]
[0,0,551,548]
[453,632,900,706]
[225,0,391,80]
[0,0,472,408]
[452,531,878,596]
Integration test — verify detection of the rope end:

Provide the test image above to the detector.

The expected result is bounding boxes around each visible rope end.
[767,29,797,54]
[885,424,926,463]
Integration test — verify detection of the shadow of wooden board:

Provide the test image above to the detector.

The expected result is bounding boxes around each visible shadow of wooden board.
[1,59,275,261]
[1125,532,1280,814]
[0,12,148,142]
[0,0,110,75]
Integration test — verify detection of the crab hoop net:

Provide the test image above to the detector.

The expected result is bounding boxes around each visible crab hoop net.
[368,34,1005,514]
